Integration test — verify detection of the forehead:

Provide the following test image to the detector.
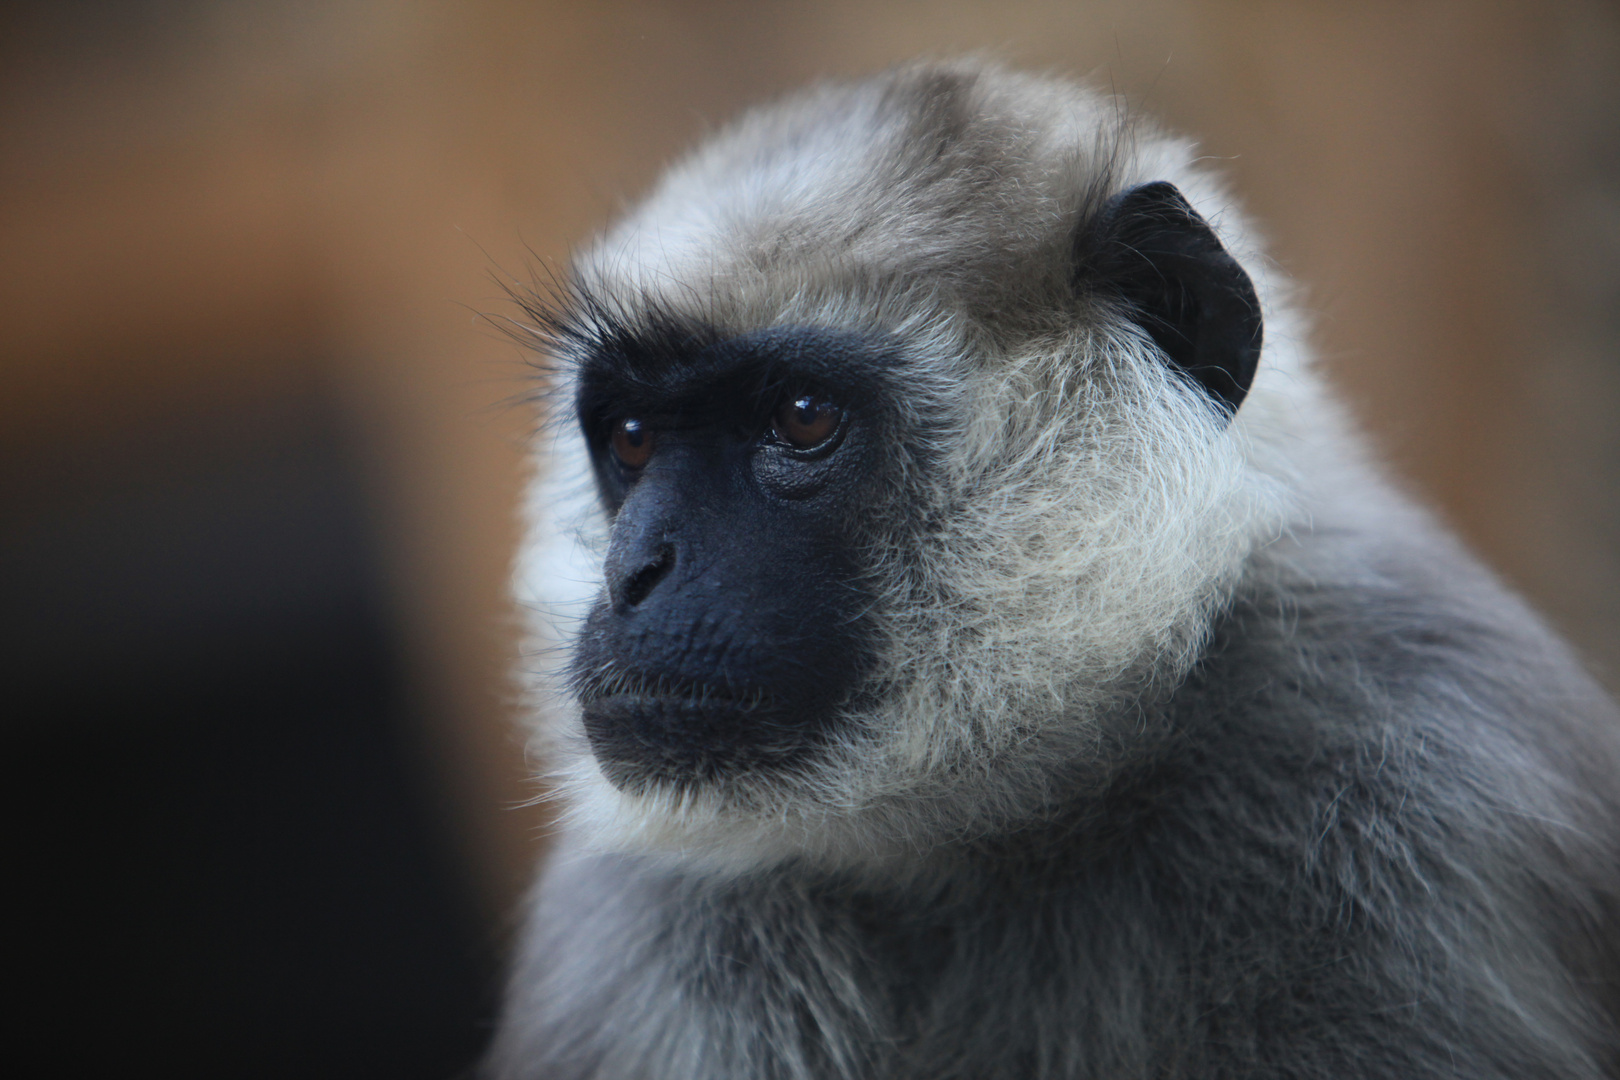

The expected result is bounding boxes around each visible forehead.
[572,68,1120,327]
[584,96,905,292]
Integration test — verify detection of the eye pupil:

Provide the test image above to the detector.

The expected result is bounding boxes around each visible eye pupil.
[610,418,654,469]
[773,393,842,450]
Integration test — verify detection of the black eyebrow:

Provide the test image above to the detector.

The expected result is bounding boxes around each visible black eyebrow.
[575,324,899,430]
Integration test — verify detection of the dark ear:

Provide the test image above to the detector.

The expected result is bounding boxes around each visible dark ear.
[1079,181,1262,416]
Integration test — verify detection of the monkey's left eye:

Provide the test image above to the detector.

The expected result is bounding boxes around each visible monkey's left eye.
[771,393,843,451]
[609,418,654,469]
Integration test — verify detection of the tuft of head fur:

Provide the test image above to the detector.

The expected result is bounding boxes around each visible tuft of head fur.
[514,59,1330,876]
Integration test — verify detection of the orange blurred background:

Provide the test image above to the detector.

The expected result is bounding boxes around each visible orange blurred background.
[5,2,1616,1075]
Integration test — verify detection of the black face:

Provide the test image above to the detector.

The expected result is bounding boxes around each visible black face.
[569,326,897,792]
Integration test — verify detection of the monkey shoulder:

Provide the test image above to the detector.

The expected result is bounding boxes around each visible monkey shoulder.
[1129,516,1620,1075]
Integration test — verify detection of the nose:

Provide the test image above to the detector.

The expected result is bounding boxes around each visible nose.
[608,539,676,611]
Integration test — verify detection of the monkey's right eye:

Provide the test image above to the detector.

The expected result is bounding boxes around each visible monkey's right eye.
[609,418,654,470]
[771,393,843,451]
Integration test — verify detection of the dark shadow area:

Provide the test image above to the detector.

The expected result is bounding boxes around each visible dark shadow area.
[3,384,495,1078]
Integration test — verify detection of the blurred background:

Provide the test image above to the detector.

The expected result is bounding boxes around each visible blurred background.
[3,1,1616,1075]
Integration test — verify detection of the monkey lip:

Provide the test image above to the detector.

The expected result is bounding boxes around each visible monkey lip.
[578,674,771,713]
[579,677,779,744]
[583,692,768,729]
[578,676,820,782]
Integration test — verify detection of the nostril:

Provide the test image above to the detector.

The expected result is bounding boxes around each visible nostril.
[621,543,676,608]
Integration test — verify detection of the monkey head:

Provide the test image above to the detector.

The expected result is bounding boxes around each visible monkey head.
[515,61,1298,874]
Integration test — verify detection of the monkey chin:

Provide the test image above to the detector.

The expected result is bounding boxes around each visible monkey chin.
[549,689,939,880]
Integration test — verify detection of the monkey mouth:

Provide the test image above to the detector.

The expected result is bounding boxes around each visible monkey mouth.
[580,671,766,709]
[577,675,817,785]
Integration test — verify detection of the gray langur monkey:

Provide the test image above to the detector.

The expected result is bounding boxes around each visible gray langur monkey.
[491,60,1620,1079]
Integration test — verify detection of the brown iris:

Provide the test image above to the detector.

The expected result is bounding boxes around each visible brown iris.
[772,394,842,450]
[609,418,654,469]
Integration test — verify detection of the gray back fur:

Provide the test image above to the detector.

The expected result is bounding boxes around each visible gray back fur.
[493,60,1620,1079]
